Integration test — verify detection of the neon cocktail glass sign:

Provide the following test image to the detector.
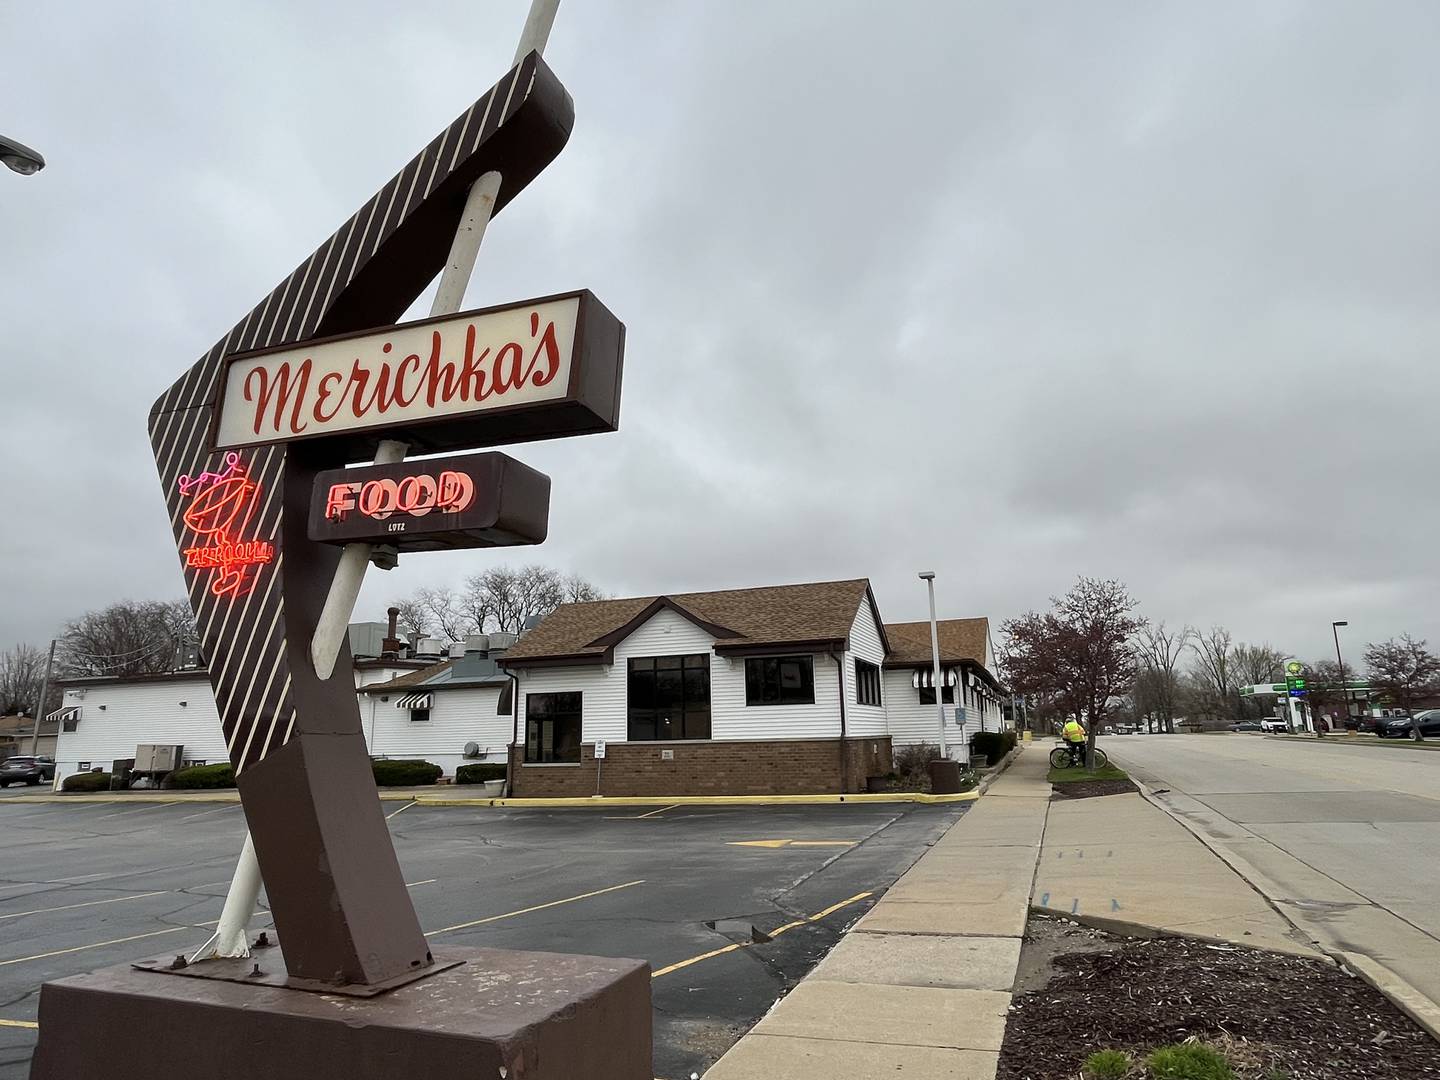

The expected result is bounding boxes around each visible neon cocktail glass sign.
[177,451,275,597]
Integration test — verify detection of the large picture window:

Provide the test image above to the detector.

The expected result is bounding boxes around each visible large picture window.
[855,658,881,707]
[745,655,815,706]
[525,692,582,763]
[628,655,711,740]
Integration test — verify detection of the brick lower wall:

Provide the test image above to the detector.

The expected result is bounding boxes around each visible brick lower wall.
[508,737,893,797]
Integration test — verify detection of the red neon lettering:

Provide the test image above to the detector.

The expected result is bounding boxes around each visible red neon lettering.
[358,478,398,519]
[436,470,475,513]
[325,482,358,520]
[177,452,273,598]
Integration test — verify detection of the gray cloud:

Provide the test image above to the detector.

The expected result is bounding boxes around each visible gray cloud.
[2,0,1436,667]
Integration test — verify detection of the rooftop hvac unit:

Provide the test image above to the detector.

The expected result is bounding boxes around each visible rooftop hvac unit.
[415,637,446,657]
[134,744,184,773]
[465,634,491,654]
[488,632,518,652]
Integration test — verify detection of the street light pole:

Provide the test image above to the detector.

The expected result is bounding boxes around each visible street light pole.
[28,640,56,757]
[918,572,948,760]
[1332,620,1349,729]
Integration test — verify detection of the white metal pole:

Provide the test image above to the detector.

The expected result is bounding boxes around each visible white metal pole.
[189,831,261,961]
[215,0,564,961]
[28,639,56,756]
[920,573,948,759]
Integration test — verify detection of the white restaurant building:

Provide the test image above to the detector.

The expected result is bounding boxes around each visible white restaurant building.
[50,579,1008,796]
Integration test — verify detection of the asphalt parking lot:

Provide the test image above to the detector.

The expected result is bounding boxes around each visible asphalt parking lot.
[0,797,964,1079]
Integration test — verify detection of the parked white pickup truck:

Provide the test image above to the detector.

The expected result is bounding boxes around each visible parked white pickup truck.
[1259,718,1289,734]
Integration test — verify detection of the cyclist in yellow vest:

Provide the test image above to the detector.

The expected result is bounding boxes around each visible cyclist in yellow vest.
[1061,719,1087,764]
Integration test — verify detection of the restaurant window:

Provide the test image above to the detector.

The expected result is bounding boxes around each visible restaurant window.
[745,655,815,706]
[525,692,582,763]
[497,681,514,715]
[918,685,954,706]
[855,659,882,707]
[628,655,711,740]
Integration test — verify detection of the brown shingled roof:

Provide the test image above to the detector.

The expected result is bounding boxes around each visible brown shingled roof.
[502,580,878,664]
[360,659,453,692]
[883,618,991,667]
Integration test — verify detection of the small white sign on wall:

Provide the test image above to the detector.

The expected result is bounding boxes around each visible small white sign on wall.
[593,739,607,760]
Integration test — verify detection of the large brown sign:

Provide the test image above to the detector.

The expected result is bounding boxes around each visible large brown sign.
[215,290,623,460]
[309,452,549,550]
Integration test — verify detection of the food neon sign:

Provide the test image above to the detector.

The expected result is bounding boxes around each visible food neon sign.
[324,470,476,522]
[177,451,275,597]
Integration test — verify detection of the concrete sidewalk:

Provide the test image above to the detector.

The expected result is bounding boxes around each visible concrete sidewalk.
[703,744,1052,1079]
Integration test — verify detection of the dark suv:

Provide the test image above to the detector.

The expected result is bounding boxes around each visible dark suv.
[0,755,56,787]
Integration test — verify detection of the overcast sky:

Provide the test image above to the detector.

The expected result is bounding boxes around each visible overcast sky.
[3,0,1437,667]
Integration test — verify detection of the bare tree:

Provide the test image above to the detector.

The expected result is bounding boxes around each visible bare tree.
[1233,643,1287,687]
[1134,622,1191,732]
[58,600,197,677]
[999,577,1145,767]
[0,644,55,716]
[1364,635,1440,714]
[1189,626,1236,722]
[560,573,606,604]
[396,565,604,640]
[1303,658,1355,733]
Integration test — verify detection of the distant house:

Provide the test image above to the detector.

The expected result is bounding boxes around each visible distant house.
[0,714,57,760]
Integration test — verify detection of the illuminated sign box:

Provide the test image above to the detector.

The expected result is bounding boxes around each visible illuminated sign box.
[308,452,550,552]
[214,290,623,460]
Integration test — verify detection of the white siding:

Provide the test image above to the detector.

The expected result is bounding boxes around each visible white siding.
[843,599,888,737]
[515,606,845,745]
[52,679,229,783]
[368,683,510,777]
[883,668,963,749]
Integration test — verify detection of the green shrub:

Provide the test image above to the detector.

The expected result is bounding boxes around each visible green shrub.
[891,742,940,791]
[372,759,442,786]
[1082,1050,1132,1080]
[1148,1043,1236,1080]
[455,763,507,784]
[971,730,1017,762]
[162,762,236,789]
[62,771,112,793]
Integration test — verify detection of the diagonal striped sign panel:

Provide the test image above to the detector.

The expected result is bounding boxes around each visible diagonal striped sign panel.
[146,52,578,988]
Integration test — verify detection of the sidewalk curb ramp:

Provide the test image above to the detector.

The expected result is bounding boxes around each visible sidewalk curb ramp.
[1128,776,1440,1044]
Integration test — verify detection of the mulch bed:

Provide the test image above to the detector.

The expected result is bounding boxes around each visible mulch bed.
[999,915,1440,1079]
[1051,778,1138,799]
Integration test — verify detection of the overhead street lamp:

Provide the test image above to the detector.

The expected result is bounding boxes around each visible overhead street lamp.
[1332,620,1349,728]
[0,134,46,176]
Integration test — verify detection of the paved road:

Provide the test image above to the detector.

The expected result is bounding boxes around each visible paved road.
[0,799,961,1079]
[1106,733,1440,1017]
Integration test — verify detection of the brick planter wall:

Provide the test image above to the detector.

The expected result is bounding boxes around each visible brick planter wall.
[508,737,893,798]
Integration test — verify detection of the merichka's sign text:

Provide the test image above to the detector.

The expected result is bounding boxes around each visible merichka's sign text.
[214,291,623,458]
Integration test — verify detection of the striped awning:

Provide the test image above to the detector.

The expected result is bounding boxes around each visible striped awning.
[911,668,958,689]
[395,692,433,710]
[45,706,81,724]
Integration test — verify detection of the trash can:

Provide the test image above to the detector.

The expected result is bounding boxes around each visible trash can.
[928,758,963,794]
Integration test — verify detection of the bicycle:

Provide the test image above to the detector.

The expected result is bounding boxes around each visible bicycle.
[1049,743,1109,770]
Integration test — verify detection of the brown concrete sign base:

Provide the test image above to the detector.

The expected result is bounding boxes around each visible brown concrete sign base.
[29,946,652,1080]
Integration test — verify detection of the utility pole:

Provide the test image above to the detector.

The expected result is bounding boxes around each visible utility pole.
[918,571,949,760]
[28,640,56,757]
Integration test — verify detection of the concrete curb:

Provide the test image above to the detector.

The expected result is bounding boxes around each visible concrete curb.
[4,789,981,809]
[1128,775,1440,1044]
[417,790,980,808]
[1263,733,1440,752]
[1026,905,1322,960]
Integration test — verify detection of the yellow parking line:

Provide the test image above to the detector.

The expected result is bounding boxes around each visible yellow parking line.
[425,880,644,938]
[0,1018,38,1029]
[652,890,874,979]
[0,891,167,921]
[0,926,189,968]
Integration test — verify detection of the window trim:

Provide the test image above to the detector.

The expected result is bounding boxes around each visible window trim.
[627,653,712,741]
[744,654,816,707]
[854,657,882,707]
[524,691,583,764]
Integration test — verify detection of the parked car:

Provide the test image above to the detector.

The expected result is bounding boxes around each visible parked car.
[1379,711,1440,740]
[0,755,56,787]
[1229,721,1263,732]
[1259,718,1290,734]
[1343,715,1386,734]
